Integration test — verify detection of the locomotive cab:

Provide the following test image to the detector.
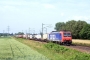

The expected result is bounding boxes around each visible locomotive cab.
[62,32,72,44]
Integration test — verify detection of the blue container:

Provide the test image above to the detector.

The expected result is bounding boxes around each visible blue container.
[48,32,62,41]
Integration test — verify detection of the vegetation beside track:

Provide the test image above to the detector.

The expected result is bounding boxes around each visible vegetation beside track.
[15,38,90,60]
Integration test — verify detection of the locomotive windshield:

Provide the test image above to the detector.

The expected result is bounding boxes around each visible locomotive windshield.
[63,33,71,37]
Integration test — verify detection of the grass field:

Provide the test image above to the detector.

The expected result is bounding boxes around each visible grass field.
[0,37,49,60]
[15,38,90,60]
[73,39,90,44]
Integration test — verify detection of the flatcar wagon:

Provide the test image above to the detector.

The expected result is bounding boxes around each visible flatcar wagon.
[48,31,72,45]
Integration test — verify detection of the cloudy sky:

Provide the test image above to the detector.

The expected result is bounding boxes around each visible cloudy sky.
[0,0,90,34]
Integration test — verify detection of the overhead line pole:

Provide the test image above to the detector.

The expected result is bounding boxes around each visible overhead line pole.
[42,23,44,39]
[42,23,52,39]
[26,30,27,39]
[29,28,30,38]
[45,27,47,34]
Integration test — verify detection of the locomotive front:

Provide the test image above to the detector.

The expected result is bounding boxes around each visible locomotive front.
[61,31,72,44]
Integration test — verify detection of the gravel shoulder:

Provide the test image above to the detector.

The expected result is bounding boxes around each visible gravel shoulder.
[65,45,90,54]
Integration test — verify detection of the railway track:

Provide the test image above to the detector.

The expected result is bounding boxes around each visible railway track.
[65,44,90,54]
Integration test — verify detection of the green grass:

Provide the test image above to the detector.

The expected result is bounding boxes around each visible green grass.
[44,42,90,60]
[15,38,90,60]
[0,37,49,60]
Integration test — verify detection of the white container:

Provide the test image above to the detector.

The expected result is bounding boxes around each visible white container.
[36,34,41,39]
[43,34,48,39]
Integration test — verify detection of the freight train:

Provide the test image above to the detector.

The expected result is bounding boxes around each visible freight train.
[15,31,72,45]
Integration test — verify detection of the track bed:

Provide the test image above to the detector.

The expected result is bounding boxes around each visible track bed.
[65,45,90,53]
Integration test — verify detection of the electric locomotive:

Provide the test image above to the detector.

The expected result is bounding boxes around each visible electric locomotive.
[48,31,72,45]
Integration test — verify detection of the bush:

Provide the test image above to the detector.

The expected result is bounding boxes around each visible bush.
[44,42,69,53]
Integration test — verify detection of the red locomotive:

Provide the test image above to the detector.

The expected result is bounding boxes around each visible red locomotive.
[48,31,72,45]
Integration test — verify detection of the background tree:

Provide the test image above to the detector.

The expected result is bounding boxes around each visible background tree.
[54,22,65,31]
[79,24,90,39]
[16,32,24,35]
[65,20,77,38]
[54,20,87,39]
[74,20,87,38]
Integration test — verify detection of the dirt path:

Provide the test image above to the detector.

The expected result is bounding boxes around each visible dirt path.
[65,45,90,54]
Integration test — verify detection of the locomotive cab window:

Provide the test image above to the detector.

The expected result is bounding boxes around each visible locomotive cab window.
[63,33,71,37]
[67,33,71,37]
[63,33,67,37]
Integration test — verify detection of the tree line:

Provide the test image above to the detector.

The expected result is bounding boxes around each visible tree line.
[55,20,90,39]
[0,33,13,37]
[15,32,24,35]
